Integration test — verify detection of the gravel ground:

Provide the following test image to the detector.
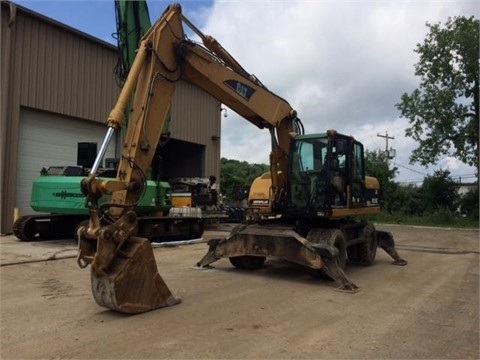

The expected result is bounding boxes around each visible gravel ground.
[1,224,478,359]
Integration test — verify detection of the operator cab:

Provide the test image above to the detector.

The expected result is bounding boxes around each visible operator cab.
[287,130,373,218]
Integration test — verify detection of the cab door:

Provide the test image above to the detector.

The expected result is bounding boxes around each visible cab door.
[350,141,366,206]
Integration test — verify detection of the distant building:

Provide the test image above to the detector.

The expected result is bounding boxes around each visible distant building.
[457,182,478,197]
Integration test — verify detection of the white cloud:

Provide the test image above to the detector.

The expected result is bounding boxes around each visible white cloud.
[200,0,478,182]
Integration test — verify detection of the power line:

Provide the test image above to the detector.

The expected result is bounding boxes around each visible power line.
[393,161,427,175]
[452,173,477,178]
[396,180,423,185]
[395,171,477,185]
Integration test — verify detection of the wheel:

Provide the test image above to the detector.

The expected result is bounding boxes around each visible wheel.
[356,223,377,265]
[229,256,266,269]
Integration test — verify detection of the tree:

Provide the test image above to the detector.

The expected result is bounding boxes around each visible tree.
[220,158,269,201]
[388,184,425,215]
[365,150,398,189]
[396,16,479,173]
[421,169,460,212]
[364,150,398,209]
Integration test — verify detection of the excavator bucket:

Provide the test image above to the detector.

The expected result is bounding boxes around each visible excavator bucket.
[86,236,180,314]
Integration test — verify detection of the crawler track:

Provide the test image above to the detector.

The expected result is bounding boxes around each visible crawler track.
[13,214,204,242]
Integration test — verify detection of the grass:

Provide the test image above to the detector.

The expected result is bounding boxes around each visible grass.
[362,210,479,229]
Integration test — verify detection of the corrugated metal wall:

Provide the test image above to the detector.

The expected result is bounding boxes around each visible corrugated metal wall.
[16,6,120,122]
[172,81,221,143]
[0,1,221,234]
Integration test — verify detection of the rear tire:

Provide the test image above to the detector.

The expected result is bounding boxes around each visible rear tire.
[356,223,377,265]
[229,256,266,269]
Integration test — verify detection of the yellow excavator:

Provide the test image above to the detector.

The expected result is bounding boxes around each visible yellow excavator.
[77,3,407,314]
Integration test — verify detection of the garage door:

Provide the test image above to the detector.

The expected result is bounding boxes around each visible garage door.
[16,108,116,215]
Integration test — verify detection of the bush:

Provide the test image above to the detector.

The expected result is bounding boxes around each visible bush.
[421,170,460,212]
[459,187,479,220]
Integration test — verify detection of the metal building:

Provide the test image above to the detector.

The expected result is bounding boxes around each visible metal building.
[0,1,221,234]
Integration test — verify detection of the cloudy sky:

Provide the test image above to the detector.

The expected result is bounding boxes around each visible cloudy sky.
[14,0,479,183]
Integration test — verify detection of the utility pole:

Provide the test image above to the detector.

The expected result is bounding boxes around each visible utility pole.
[377,131,396,160]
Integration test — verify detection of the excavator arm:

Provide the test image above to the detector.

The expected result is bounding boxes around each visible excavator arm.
[77,3,301,313]
[177,38,302,209]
